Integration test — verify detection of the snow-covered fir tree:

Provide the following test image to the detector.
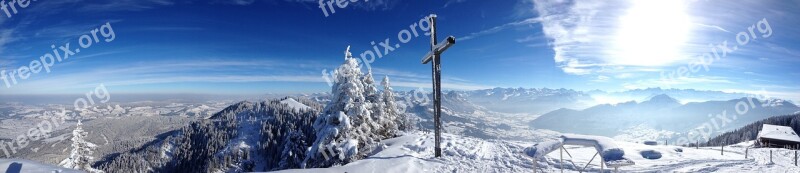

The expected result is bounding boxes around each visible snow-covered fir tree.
[363,70,385,138]
[371,91,390,138]
[381,76,403,135]
[302,46,363,168]
[60,120,103,173]
[363,70,380,103]
[302,46,388,168]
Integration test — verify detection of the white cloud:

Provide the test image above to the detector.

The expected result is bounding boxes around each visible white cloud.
[225,0,257,5]
[459,18,540,41]
[105,75,324,86]
[0,29,15,54]
[614,73,635,79]
[532,0,697,75]
[695,23,731,33]
[372,67,493,90]
[1,58,492,94]
[79,0,176,12]
[591,75,610,82]
[0,59,327,93]
[392,81,492,91]
[371,67,428,79]
[621,76,734,90]
[515,35,541,43]
[284,0,398,11]
[444,0,468,8]
[2,74,325,94]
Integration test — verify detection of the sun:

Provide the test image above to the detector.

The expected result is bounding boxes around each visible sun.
[611,0,693,66]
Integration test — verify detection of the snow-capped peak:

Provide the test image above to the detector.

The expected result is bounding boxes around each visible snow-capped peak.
[761,98,797,108]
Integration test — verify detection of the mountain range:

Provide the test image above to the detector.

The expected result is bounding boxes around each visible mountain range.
[530,94,800,141]
[392,87,759,115]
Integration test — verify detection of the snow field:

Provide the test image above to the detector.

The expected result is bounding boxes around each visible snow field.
[277,132,800,173]
[0,159,82,173]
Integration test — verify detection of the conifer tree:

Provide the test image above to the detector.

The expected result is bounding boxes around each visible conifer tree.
[60,120,104,173]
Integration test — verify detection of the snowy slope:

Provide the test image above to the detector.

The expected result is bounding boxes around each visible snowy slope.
[273,132,800,173]
[275,132,534,173]
[0,159,82,173]
[280,98,311,111]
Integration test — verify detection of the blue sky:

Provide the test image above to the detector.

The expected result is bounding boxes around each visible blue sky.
[0,0,798,100]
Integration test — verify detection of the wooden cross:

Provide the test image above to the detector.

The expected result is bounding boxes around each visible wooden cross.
[420,14,455,158]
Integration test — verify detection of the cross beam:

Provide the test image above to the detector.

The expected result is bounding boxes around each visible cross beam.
[420,14,455,158]
[421,36,455,64]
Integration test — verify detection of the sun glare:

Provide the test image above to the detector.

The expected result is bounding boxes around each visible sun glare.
[612,0,692,66]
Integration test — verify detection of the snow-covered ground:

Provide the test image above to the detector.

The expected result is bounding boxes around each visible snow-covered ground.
[275,132,800,173]
[0,159,82,173]
[706,141,800,172]
[276,132,535,173]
